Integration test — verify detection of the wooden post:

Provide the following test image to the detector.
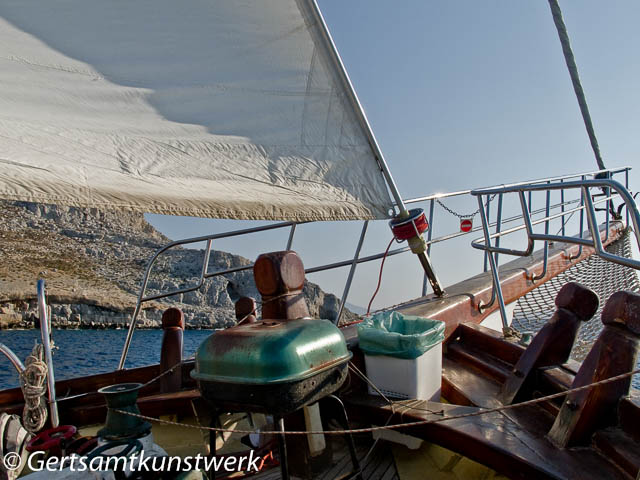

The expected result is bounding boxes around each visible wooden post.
[253,252,329,476]
[253,251,309,320]
[499,282,599,404]
[159,307,184,393]
[548,291,640,447]
[235,297,257,325]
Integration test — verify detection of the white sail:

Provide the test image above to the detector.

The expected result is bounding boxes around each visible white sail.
[0,0,393,221]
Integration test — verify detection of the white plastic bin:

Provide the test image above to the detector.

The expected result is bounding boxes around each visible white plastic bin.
[363,341,442,401]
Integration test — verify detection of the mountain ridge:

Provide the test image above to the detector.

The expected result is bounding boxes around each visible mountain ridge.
[0,201,356,329]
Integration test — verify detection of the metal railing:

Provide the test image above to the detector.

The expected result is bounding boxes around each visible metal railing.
[0,282,59,426]
[118,166,635,368]
[37,279,59,428]
[0,343,25,374]
[471,171,639,333]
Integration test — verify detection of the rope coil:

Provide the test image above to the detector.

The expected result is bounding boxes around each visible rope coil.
[19,344,48,433]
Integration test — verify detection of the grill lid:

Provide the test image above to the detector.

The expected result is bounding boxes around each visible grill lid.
[191,318,350,385]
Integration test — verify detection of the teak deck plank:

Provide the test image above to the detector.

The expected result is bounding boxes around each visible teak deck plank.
[379,462,400,480]
[319,452,351,480]
[252,435,398,480]
[361,446,387,479]
[446,342,511,383]
[443,354,557,437]
[442,356,503,408]
[454,323,524,365]
[346,393,629,480]
[619,393,640,442]
[593,427,640,478]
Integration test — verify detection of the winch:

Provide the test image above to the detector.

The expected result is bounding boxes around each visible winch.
[97,383,151,440]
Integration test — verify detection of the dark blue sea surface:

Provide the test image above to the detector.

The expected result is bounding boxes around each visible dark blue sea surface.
[0,329,214,390]
[0,329,638,392]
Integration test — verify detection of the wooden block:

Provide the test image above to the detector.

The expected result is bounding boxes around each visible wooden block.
[160,308,184,393]
[253,251,310,320]
[235,296,257,325]
[548,291,640,448]
[499,282,598,405]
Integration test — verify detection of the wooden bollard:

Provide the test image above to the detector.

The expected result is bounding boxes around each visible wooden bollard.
[499,282,599,404]
[160,308,184,393]
[548,291,640,447]
[235,296,257,325]
[253,252,325,477]
[253,251,309,320]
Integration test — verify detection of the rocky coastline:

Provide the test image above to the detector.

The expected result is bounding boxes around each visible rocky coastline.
[0,201,357,330]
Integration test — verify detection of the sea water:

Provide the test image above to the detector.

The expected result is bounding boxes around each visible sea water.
[0,329,213,390]
[0,329,638,391]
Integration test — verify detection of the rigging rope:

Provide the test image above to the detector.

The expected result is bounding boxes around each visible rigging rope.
[548,0,605,171]
[19,343,48,433]
[112,366,640,436]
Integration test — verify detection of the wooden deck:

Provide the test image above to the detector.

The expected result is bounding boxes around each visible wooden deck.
[345,322,640,480]
[252,434,399,480]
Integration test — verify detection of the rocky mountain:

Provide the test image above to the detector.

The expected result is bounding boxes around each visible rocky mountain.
[0,201,356,329]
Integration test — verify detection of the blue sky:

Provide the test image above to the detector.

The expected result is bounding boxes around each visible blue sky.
[147,1,639,311]
[319,0,639,196]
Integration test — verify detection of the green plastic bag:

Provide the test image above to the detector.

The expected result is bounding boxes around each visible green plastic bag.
[357,311,445,359]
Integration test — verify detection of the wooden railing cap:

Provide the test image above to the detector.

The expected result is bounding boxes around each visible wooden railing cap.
[601,291,640,334]
[253,251,305,296]
[554,282,599,321]
[161,307,185,329]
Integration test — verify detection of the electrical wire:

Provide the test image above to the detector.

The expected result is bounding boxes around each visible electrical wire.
[366,237,395,316]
